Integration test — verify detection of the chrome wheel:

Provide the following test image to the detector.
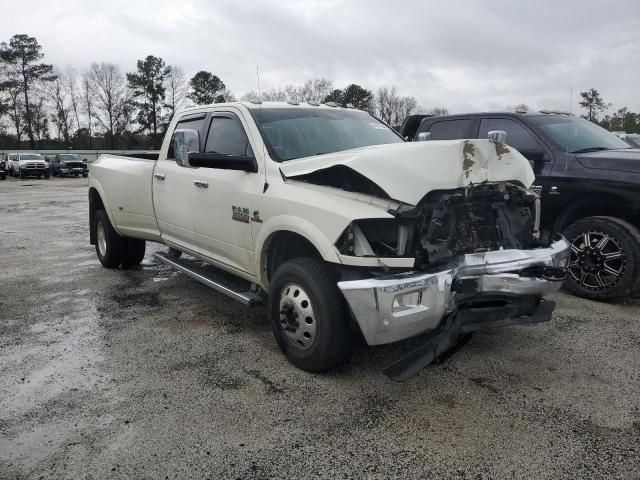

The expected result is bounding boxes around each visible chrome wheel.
[96,221,107,257]
[279,283,317,350]
[568,230,624,290]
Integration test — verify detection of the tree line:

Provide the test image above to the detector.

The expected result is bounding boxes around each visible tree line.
[2,33,636,151]
[0,34,430,151]
[0,34,237,150]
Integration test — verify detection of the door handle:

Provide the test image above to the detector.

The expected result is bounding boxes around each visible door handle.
[193,180,209,188]
[550,186,560,194]
[154,173,165,180]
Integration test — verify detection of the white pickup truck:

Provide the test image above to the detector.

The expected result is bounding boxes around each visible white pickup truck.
[89,102,569,380]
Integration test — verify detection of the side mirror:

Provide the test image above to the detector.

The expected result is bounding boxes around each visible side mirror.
[173,129,200,167]
[488,130,507,143]
[188,152,257,172]
[417,132,431,142]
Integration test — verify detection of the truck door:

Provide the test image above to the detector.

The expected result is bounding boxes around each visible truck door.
[152,113,206,252]
[190,110,263,275]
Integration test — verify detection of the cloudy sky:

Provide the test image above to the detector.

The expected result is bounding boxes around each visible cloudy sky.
[3,0,639,114]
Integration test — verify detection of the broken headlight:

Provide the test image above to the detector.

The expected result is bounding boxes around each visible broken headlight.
[336,219,415,258]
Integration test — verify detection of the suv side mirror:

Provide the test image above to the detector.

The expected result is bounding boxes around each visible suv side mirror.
[173,129,200,167]
[417,132,431,142]
[488,130,507,143]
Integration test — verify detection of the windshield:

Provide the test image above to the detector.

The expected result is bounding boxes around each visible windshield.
[529,116,629,153]
[251,107,403,161]
[59,154,81,161]
[20,154,44,160]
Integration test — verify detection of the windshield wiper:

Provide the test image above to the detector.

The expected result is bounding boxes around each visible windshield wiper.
[571,147,610,154]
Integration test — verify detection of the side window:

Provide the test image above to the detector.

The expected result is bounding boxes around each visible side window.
[478,118,542,153]
[167,115,206,161]
[425,119,472,140]
[205,114,253,157]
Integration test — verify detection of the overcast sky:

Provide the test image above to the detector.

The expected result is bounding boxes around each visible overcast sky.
[2,0,639,114]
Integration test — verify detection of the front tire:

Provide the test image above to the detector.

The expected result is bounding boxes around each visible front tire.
[563,216,640,300]
[121,238,146,267]
[268,257,351,372]
[94,209,125,268]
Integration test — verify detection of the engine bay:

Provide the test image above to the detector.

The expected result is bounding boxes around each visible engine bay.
[337,182,543,269]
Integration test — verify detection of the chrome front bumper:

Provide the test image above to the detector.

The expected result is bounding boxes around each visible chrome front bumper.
[337,238,570,346]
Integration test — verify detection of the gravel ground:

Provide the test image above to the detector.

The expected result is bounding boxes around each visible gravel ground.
[1,177,639,479]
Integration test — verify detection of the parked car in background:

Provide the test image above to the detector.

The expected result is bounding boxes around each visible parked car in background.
[50,153,89,177]
[0,157,7,180]
[401,111,640,301]
[6,153,50,179]
[615,132,640,149]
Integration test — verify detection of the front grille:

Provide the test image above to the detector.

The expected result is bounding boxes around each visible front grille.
[417,183,537,268]
[25,162,46,169]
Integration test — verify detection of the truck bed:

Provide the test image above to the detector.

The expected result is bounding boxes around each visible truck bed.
[90,154,161,241]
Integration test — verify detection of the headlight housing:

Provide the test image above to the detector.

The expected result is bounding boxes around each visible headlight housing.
[336,219,415,258]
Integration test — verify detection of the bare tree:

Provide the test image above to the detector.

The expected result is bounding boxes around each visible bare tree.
[300,78,333,103]
[240,90,260,102]
[87,62,131,148]
[375,86,395,124]
[242,78,332,104]
[81,72,94,148]
[428,107,449,116]
[218,88,236,102]
[396,96,417,125]
[31,95,49,144]
[6,85,24,145]
[65,67,82,135]
[375,86,417,126]
[47,68,73,144]
[164,64,188,120]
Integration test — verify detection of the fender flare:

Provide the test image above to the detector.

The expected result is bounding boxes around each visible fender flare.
[88,178,123,237]
[253,214,342,286]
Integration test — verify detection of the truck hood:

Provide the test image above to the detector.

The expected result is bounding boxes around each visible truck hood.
[280,139,535,205]
[576,148,640,173]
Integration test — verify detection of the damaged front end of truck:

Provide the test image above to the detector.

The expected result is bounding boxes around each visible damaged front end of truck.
[280,139,570,381]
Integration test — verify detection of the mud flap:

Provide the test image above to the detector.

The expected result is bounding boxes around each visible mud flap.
[383,298,556,382]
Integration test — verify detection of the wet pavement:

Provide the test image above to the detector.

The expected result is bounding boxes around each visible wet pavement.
[1,176,639,479]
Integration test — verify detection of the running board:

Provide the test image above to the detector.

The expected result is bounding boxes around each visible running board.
[153,251,263,306]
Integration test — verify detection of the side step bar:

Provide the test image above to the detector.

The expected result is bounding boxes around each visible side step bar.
[153,251,263,306]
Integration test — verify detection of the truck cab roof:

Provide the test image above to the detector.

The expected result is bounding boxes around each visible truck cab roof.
[177,101,359,117]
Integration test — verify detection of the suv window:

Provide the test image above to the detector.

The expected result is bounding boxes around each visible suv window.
[478,118,542,153]
[423,119,472,140]
[205,114,253,157]
[167,115,206,160]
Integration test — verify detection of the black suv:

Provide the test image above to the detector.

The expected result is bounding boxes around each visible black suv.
[50,154,88,177]
[401,111,640,301]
